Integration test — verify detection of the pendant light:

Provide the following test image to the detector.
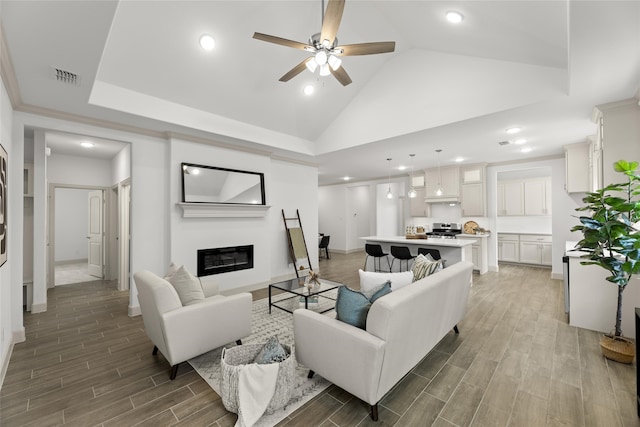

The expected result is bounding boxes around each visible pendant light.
[407,154,417,198]
[386,158,393,199]
[435,149,444,197]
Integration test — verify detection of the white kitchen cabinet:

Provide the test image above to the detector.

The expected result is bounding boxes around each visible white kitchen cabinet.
[541,242,553,265]
[409,187,430,217]
[460,164,486,217]
[524,178,551,215]
[425,166,459,200]
[564,142,591,193]
[457,234,489,274]
[461,183,484,216]
[518,234,552,265]
[471,245,479,268]
[497,181,524,216]
[497,234,519,262]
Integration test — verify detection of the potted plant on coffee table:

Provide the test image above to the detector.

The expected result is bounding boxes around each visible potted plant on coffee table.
[571,160,640,363]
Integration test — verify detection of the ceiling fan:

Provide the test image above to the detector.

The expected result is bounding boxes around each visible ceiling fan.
[252,0,395,86]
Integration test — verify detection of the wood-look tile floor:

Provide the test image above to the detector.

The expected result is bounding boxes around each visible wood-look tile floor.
[1,252,637,426]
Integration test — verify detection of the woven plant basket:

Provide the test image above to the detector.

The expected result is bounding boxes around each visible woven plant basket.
[220,343,296,415]
[600,335,635,364]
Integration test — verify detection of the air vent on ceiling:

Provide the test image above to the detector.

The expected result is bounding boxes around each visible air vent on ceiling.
[498,141,510,146]
[50,67,81,86]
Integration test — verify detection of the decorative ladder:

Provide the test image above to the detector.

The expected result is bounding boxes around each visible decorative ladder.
[282,209,312,278]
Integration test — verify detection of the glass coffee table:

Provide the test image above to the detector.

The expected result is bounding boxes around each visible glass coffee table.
[269,276,342,314]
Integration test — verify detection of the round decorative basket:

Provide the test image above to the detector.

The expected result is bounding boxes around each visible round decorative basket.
[600,335,635,364]
[220,343,296,415]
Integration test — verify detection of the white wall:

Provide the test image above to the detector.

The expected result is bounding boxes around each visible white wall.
[598,100,640,185]
[54,188,91,262]
[346,185,372,251]
[268,158,318,278]
[0,76,18,379]
[318,185,347,251]
[169,139,318,293]
[48,152,112,187]
[112,144,131,185]
[376,182,404,236]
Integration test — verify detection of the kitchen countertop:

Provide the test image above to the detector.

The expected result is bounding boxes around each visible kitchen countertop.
[458,233,491,238]
[361,236,475,247]
[497,231,552,235]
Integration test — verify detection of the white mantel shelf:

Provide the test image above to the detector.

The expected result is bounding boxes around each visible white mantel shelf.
[177,203,271,218]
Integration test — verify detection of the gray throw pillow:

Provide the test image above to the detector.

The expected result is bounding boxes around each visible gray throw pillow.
[253,336,288,364]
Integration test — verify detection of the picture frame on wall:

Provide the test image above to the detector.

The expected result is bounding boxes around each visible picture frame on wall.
[0,143,7,267]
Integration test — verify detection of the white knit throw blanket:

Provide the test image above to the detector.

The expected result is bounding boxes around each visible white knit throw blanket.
[234,362,279,427]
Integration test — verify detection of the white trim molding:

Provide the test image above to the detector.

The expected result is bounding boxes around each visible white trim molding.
[176,203,271,218]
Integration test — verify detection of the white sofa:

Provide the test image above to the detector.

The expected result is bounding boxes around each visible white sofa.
[293,261,473,421]
[134,270,253,379]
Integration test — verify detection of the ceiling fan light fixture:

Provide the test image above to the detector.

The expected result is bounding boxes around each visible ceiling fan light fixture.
[305,59,318,73]
[319,63,331,76]
[315,50,328,65]
[328,54,342,70]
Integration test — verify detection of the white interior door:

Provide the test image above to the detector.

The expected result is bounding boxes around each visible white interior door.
[87,190,104,278]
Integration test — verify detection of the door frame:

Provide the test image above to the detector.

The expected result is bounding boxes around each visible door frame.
[118,179,131,291]
[47,183,111,288]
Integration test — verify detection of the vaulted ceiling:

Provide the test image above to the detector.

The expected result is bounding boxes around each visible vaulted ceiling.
[1,1,639,184]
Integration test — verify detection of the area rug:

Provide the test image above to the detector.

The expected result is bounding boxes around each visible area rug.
[188,290,338,426]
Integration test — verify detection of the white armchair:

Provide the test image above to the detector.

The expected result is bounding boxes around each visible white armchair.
[134,270,253,379]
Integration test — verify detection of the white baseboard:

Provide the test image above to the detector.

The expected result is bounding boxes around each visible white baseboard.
[551,272,564,280]
[55,258,88,266]
[489,265,499,272]
[31,302,47,313]
[13,328,25,344]
[0,343,14,390]
[128,305,141,317]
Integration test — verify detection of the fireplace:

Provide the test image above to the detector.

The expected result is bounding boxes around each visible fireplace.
[197,245,254,277]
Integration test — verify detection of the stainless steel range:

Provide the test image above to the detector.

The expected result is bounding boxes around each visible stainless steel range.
[426,223,462,239]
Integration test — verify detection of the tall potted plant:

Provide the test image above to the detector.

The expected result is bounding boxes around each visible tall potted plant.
[571,160,640,363]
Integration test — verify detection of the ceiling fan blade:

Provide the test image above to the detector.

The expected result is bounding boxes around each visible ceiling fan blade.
[279,58,314,82]
[337,42,396,56]
[320,0,345,46]
[253,32,311,51]
[330,66,352,86]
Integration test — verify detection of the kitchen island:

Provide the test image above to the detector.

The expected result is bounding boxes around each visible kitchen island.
[361,236,475,272]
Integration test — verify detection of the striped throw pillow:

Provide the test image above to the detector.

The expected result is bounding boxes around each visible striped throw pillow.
[412,254,442,282]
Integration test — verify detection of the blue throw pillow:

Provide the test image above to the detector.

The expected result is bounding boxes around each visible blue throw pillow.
[336,281,391,329]
[252,336,288,364]
[370,282,392,302]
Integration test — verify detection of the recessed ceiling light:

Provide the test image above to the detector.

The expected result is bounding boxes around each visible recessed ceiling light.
[521,147,532,153]
[192,168,200,175]
[343,176,350,181]
[397,165,407,171]
[446,11,464,24]
[455,157,464,162]
[513,139,527,145]
[199,34,215,51]
[80,142,94,148]
[506,127,521,134]
[303,85,315,95]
